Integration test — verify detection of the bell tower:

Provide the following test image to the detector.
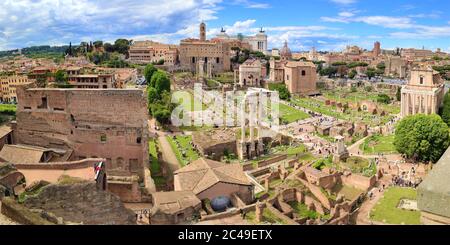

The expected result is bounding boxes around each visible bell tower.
[200,22,206,41]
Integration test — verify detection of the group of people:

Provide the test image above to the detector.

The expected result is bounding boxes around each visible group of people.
[392,174,421,188]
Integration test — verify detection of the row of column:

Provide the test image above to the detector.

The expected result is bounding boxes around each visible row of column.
[401,92,436,117]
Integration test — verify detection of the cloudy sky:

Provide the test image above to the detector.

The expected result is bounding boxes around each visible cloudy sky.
[1,0,450,52]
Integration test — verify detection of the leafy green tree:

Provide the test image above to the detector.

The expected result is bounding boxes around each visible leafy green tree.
[377,62,386,71]
[377,93,391,104]
[396,87,401,101]
[366,68,376,80]
[151,71,171,94]
[269,83,290,100]
[348,70,357,79]
[319,66,338,77]
[114,39,132,56]
[93,41,103,48]
[441,92,450,126]
[103,43,115,52]
[332,61,347,66]
[147,87,159,104]
[54,70,67,84]
[144,64,157,86]
[394,114,450,163]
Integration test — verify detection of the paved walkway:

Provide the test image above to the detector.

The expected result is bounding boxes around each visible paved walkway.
[354,176,392,225]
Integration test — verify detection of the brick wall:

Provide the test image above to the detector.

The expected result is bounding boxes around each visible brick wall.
[15,86,150,184]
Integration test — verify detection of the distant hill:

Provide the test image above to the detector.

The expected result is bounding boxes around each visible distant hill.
[0,45,70,59]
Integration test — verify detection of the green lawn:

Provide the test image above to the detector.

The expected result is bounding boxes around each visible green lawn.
[341,156,376,177]
[166,135,200,167]
[0,104,16,113]
[278,103,310,124]
[291,96,396,126]
[0,104,16,124]
[177,92,206,112]
[360,134,398,155]
[370,187,421,225]
[149,140,161,174]
[284,144,307,155]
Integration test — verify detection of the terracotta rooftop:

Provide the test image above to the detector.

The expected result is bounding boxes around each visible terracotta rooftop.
[0,144,50,164]
[174,158,251,194]
[152,191,201,215]
[0,125,12,139]
[285,61,316,68]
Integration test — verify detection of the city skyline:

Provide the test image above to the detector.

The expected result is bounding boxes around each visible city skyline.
[0,0,450,52]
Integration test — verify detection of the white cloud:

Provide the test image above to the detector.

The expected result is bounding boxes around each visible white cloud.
[321,11,450,41]
[339,12,355,18]
[0,0,223,50]
[330,0,357,5]
[322,14,414,29]
[231,0,270,9]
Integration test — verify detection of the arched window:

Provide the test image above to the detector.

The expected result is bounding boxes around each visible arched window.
[116,157,124,170]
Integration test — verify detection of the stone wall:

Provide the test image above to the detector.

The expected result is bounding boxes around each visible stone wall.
[14,158,104,170]
[257,154,287,168]
[341,173,376,191]
[23,182,136,225]
[1,197,54,225]
[297,175,332,210]
[15,86,150,184]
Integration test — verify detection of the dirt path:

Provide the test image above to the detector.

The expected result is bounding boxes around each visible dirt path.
[355,176,392,225]
[157,134,181,176]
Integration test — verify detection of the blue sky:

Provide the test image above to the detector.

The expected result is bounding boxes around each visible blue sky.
[0,0,450,52]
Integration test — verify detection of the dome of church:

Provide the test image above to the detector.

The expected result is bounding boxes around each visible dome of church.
[280,41,292,60]
[210,196,231,212]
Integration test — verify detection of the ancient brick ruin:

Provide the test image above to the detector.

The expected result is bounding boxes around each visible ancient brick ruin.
[11,84,154,201]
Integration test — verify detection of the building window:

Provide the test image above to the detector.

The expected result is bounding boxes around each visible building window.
[419,76,424,85]
[136,137,142,144]
[37,97,48,109]
[116,157,124,170]
[100,134,107,143]
[302,70,306,76]
[129,159,139,172]
[287,75,290,80]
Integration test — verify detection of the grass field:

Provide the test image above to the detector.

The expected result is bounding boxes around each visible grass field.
[278,103,310,124]
[0,104,16,112]
[341,156,376,177]
[0,104,16,124]
[291,96,395,126]
[370,187,421,225]
[149,140,161,174]
[166,135,200,167]
[360,134,398,155]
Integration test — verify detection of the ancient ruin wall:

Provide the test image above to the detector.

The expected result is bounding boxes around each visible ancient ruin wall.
[23,182,136,225]
[15,87,149,180]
